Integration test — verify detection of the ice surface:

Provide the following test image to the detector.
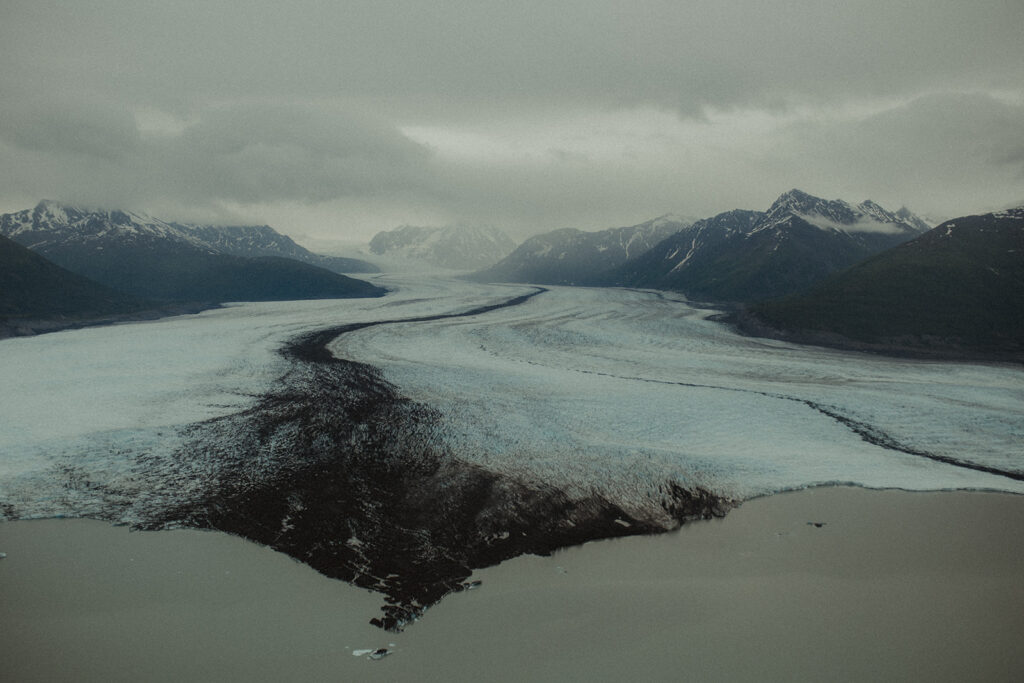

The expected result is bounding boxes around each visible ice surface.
[330,280,1024,500]
[2,275,1022,526]
[0,277,528,519]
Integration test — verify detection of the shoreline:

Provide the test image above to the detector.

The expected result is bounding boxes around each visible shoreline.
[3,485,1022,682]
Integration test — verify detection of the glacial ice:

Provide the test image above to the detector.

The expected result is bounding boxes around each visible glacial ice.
[329,279,1024,499]
[1,274,1022,526]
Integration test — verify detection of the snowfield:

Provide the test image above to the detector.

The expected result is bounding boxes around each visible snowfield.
[2,274,1023,526]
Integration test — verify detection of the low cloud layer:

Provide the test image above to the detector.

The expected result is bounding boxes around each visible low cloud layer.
[1,1,1021,239]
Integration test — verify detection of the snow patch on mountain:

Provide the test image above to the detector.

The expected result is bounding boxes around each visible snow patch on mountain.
[0,201,378,274]
[369,225,516,271]
[0,201,213,251]
[470,215,692,285]
[756,190,923,236]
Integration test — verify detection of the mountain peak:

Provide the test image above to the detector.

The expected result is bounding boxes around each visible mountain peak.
[777,188,817,203]
[894,206,934,232]
[32,199,75,224]
[34,198,66,211]
[770,188,820,208]
[763,189,857,229]
[369,224,516,270]
[1,203,386,304]
[858,199,887,213]
[765,189,849,221]
[648,213,695,230]
[760,190,926,236]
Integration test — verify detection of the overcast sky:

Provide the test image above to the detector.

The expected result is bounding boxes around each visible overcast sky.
[1,1,1022,242]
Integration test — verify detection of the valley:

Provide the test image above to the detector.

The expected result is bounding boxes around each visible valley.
[2,275,1021,629]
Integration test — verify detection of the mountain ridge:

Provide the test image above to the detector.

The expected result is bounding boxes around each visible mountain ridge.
[2,200,379,273]
[739,207,1024,361]
[467,214,693,285]
[608,190,930,302]
[368,224,516,271]
[177,223,379,274]
[0,201,386,303]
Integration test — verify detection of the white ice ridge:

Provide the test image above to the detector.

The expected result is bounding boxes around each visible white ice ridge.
[1,274,1022,523]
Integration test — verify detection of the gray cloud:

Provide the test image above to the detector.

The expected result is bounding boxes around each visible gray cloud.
[1,1,1022,238]
[8,1,1016,114]
[0,96,140,160]
[0,99,434,212]
[755,93,1024,217]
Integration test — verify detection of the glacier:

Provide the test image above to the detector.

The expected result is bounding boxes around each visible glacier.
[332,278,1024,497]
[2,274,1022,627]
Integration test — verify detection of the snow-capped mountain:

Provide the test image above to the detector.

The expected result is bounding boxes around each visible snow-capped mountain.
[467,215,692,285]
[0,201,377,274]
[1,200,212,253]
[0,201,386,302]
[611,190,931,302]
[179,224,378,274]
[368,225,516,271]
[748,207,1024,358]
[894,206,934,233]
[754,189,925,237]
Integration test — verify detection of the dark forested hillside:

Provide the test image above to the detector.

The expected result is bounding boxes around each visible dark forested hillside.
[744,208,1024,359]
[1,202,386,303]
[610,190,928,302]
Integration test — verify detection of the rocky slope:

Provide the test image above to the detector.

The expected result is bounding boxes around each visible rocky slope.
[182,223,378,273]
[611,190,929,302]
[468,215,690,285]
[1,201,386,302]
[742,207,1024,360]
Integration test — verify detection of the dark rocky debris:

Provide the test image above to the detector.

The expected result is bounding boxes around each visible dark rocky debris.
[144,289,728,630]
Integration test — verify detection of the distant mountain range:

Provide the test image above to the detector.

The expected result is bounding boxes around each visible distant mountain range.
[8,195,1017,360]
[467,215,691,285]
[368,225,516,271]
[183,224,378,274]
[743,207,1024,360]
[609,190,929,301]
[0,201,386,308]
[467,191,929,301]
